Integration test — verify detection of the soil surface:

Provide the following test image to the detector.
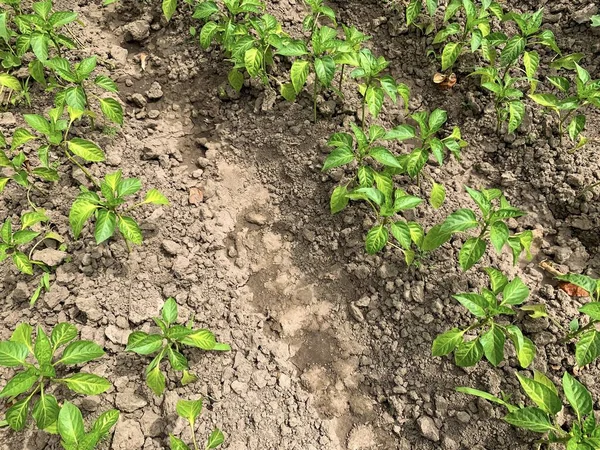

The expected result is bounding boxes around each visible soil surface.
[1,0,600,449]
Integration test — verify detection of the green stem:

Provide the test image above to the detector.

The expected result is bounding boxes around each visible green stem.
[338,64,345,92]
[561,320,598,344]
[190,420,199,450]
[313,76,318,123]
[361,80,370,131]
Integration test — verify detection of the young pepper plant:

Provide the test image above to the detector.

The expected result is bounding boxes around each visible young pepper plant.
[458,372,600,449]
[422,186,533,271]
[169,398,225,450]
[433,268,536,367]
[57,402,119,450]
[405,0,438,34]
[558,273,600,367]
[69,169,169,248]
[126,298,231,396]
[529,64,600,150]
[0,323,110,432]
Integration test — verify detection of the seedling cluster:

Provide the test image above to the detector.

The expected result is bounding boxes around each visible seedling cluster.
[1,0,599,448]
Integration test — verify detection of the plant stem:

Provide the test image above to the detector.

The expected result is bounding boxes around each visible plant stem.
[361,80,369,131]
[561,320,598,343]
[313,77,318,123]
[190,422,199,450]
[338,64,345,92]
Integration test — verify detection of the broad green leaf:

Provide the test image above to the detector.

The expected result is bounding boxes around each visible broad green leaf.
[30,32,49,61]
[384,124,416,141]
[90,409,120,437]
[24,114,51,134]
[176,399,203,423]
[0,73,21,91]
[57,341,104,365]
[489,221,509,254]
[556,274,596,298]
[504,407,554,433]
[117,178,141,197]
[484,269,508,295]
[207,429,225,448]
[162,298,178,325]
[65,86,87,111]
[428,109,447,133]
[453,293,487,317]
[508,101,525,133]
[429,183,446,210]
[58,401,85,446]
[432,328,464,356]
[456,387,514,409]
[144,189,169,205]
[68,138,105,162]
[314,56,336,86]
[322,147,354,171]
[455,339,484,367]
[406,0,421,25]
[458,237,486,271]
[62,373,111,395]
[126,332,164,355]
[147,366,166,396]
[502,277,529,305]
[441,42,462,71]
[568,115,586,142]
[523,51,539,80]
[94,75,118,93]
[421,224,452,251]
[576,330,600,367]
[10,324,33,353]
[580,303,600,321]
[563,372,592,421]
[529,93,559,108]
[0,368,39,398]
[162,0,177,20]
[439,208,478,234]
[118,216,143,245]
[21,211,49,230]
[330,185,349,214]
[34,327,53,367]
[170,435,191,450]
[167,347,188,370]
[290,60,309,94]
[181,329,217,350]
[228,69,244,92]
[516,373,562,415]
[244,48,263,78]
[365,225,388,254]
[51,323,78,349]
[6,398,30,431]
[11,128,36,150]
[365,86,384,118]
[500,35,526,66]
[505,325,535,368]
[480,325,505,366]
[193,1,219,19]
[94,210,117,244]
[32,393,59,430]
[99,98,123,125]
[369,147,401,168]
[69,199,99,239]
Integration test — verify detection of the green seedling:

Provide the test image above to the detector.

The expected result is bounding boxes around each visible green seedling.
[558,273,600,367]
[0,72,26,106]
[335,25,370,92]
[0,210,59,275]
[45,56,123,126]
[0,323,110,433]
[385,108,466,180]
[529,63,600,150]
[458,372,600,449]
[169,398,225,450]
[433,268,536,367]
[104,0,184,21]
[276,25,343,121]
[56,402,119,450]
[126,298,231,396]
[349,48,410,125]
[405,0,438,34]
[301,0,336,32]
[471,67,525,133]
[69,169,169,248]
[422,186,533,271]
[432,0,503,71]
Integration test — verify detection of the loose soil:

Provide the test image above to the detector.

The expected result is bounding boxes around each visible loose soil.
[1,0,600,449]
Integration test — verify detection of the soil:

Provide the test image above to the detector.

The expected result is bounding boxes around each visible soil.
[1,0,600,449]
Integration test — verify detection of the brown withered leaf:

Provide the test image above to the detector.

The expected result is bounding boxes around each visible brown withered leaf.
[433,72,457,90]
[189,188,203,205]
[558,281,589,298]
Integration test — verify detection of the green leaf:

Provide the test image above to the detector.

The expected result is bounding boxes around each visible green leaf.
[441,42,462,71]
[181,330,217,350]
[65,86,87,111]
[32,393,59,430]
[162,298,178,325]
[432,328,464,356]
[118,216,143,245]
[504,407,554,433]
[458,237,486,271]
[508,101,525,133]
[176,399,203,423]
[168,346,188,370]
[580,303,600,321]
[502,277,529,305]
[21,211,49,230]
[170,435,191,450]
[365,86,384,118]
[244,48,263,78]
[563,372,592,421]
[568,115,586,142]
[91,409,120,437]
[51,323,78,349]
[58,401,85,446]
[68,138,105,162]
[453,293,487,317]
[314,56,336,86]
[289,60,309,94]
[207,429,225,448]
[556,274,597,298]
[30,32,49,61]
[162,0,177,20]
[330,185,349,214]
[62,373,111,395]
[34,327,53,367]
[69,200,99,239]
[455,339,484,367]
[24,114,51,135]
[576,330,600,367]
[57,341,105,365]
[11,128,37,150]
[0,368,39,398]
[428,109,447,133]
[529,93,559,108]
[144,189,169,205]
[6,398,30,431]
[439,209,479,234]
[523,51,540,80]
[147,366,166,396]
[93,210,116,244]
[365,225,388,255]
[384,124,416,141]
[99,98,123,125]
[480,325,505,366]
[421,224,452,251]
[11,324,33,353]
[94,75,118,93]
[516,373,562,415]
[322,147,355,171]
[500,36,526,66]
[12,251,33,275]
[394,194,422,211]
[369,147,401,168]
[193,1,219,19]
[456,387,513,409]
[406,0,421,25]
[117,178,141,197]
[0,73,21,91]
[489,221,509,254]
[505,325,535,368]
[126,332,164,355]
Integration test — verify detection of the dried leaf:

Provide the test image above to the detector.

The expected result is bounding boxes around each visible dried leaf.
[433,72,457,90]
[189,188,203,205]
[558,281,589,298]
